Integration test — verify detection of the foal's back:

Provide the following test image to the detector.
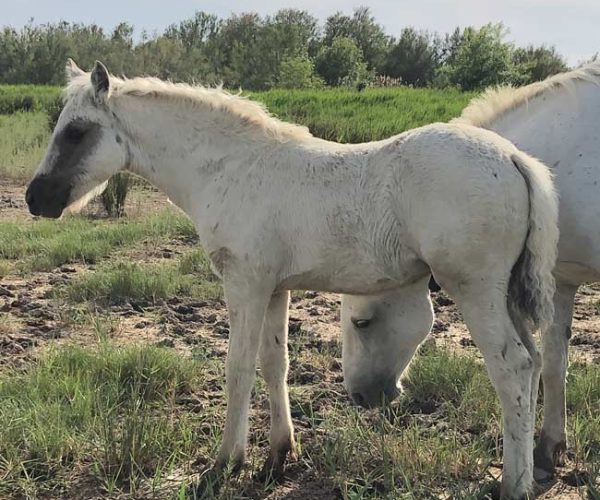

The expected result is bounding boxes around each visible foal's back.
[274,123,532,295]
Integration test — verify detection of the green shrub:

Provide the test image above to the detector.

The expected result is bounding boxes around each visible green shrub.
[102,173,130,217]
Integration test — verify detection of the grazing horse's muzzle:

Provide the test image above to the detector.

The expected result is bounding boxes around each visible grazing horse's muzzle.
[349,377,401,409]
[26,175,71,218]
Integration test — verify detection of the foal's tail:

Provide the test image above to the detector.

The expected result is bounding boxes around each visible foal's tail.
[508,151,559,329]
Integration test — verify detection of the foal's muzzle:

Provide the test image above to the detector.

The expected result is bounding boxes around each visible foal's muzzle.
[26,175,71,218]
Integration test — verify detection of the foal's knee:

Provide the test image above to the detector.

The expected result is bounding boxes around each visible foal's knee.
[260,347,288,385]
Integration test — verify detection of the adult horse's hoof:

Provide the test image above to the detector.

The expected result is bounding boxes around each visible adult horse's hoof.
[533,431,567,482]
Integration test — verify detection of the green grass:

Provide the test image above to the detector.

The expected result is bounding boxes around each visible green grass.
[0,345,597,499]
[0,209,197,272]
[0,84,61,115]
[252,87,476,143]
[0,111,51,180]
[0,85,476,182]
[0,343,215,498]
[59,250,221,305]
[0,86,476,143]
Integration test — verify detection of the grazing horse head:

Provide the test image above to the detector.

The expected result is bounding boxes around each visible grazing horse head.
[26,59,129,218]
[342,276,433,408]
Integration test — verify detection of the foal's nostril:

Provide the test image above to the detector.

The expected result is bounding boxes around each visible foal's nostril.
[352,392,366,407]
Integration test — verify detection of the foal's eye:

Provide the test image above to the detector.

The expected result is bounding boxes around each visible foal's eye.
[64,125,86,143]
[351,318,371,329]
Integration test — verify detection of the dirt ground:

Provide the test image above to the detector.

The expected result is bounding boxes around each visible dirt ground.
[1,180,598,499]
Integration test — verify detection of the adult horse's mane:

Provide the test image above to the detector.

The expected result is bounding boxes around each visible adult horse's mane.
[64,73,313,143]
[453,61,600,127]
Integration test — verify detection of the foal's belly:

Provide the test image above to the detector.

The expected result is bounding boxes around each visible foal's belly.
[276,258,430,294]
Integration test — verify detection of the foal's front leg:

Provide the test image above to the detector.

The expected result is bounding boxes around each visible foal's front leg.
[258,290,296,480]
[215,280,273,471]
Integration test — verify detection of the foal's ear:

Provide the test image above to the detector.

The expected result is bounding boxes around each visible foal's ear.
[65,58,85,82]
[91,61,111,104]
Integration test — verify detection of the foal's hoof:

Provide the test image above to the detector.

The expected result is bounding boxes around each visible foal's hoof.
[255,443,298,484]
[256,452,287,484]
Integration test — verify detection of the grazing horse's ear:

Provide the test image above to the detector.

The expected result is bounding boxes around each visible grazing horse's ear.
[65,58,85,82]
[91,61,111,104]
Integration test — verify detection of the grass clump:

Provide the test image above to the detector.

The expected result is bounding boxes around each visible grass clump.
[0,209,197,272]
[59,250,221,304]
[0,344,204,497]
[101,172,131,217]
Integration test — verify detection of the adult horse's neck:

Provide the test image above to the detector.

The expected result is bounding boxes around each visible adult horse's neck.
[113,94,303,216]
[479,79,600,168]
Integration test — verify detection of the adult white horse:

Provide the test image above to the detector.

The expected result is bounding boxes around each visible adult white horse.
[26,60,558,500]
[341,63,600,483]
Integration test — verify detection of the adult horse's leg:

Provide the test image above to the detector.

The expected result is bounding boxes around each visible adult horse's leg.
[453,283,537,500]
[534,283,577,481]
[257,290,296,480]
[215,280,273,471]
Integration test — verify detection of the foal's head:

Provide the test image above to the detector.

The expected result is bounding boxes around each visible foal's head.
[26,60,128,217]
[342,276,433,408]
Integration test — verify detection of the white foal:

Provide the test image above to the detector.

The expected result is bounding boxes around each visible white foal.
[26,60,558,500]
[341,62,600,484]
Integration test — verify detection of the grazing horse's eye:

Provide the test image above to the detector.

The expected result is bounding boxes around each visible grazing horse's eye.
[351,318,371,329]
[64,125,86,144]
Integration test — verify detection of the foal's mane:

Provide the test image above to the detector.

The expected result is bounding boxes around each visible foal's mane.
[453,61,600,127]
[64,74,313,143]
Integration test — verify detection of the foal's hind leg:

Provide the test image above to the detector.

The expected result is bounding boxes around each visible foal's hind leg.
[257,291,296,481]
[509,304,542,446]
[453,285,536,500]
[534,283,577,481]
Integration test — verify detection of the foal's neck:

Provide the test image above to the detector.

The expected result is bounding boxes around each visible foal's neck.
[115,96,284,213]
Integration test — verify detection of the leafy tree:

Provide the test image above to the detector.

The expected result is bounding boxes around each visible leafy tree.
[315,37,367,86]
[277,56,322,88]
[323,7,388,71]
[215,13,277,88]
[0,14,571,90]
[268,9,319,59]
[437,23,515,90]
[164,11,220,51]
[383,28,440,86]
[512,45,568,84]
